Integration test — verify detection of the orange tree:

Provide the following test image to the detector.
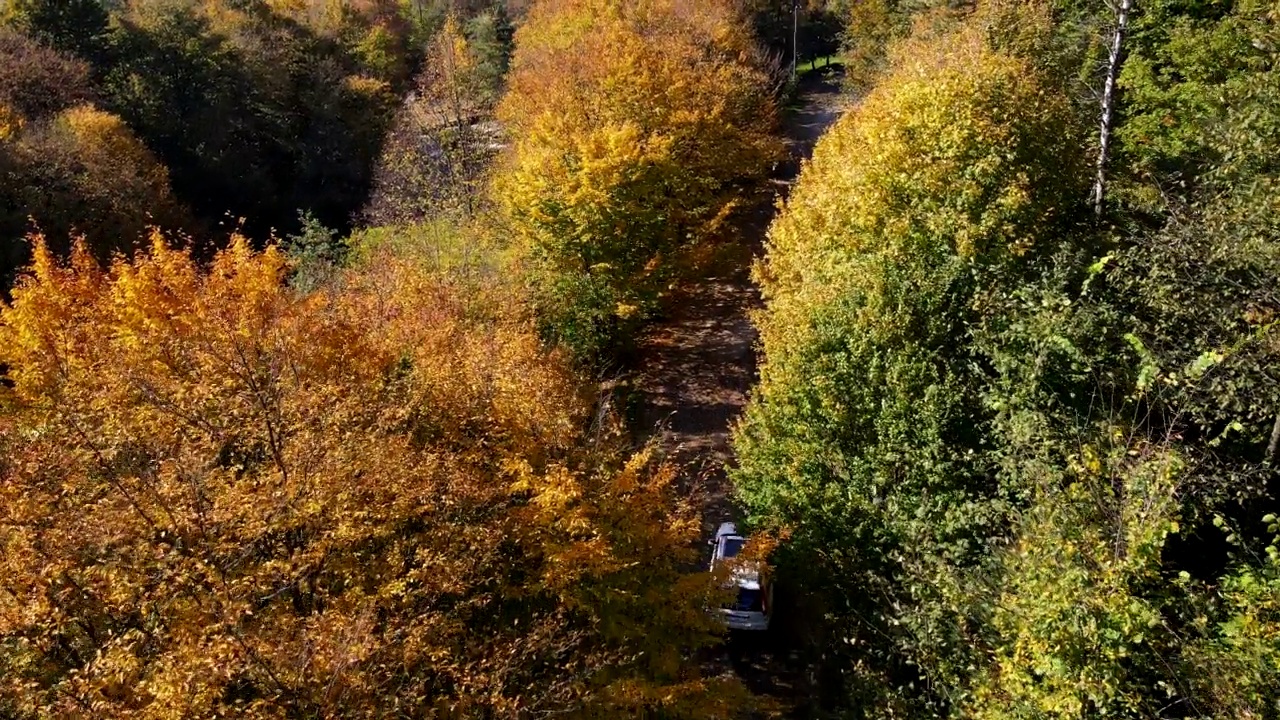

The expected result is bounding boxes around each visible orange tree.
[1,99,190,288]
[495,0,781,365]
[0,237,747,718]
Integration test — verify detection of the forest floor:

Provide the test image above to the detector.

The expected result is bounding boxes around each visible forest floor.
[624,67,847,715]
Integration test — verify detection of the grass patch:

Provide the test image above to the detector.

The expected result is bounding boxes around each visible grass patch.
[796,55,844,77]
[347,219,511,278]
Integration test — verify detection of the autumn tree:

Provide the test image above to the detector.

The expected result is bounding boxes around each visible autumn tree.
[362,14,506,226]
[1,98,189,289]
[496,0,781,365]
[0,236,749,718]
[734,1,1280,714]
[732,16,1088,713]
[0,28,106,286]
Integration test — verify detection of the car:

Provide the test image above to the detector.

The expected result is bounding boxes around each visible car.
[709,522,773,631]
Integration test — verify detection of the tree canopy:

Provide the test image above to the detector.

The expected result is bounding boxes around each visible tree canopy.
[495,0,781,365]
[733,1,1280,716]
[0,236,747,718]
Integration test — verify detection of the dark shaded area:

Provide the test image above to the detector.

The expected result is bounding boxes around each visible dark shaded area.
[1,0,409,289]
[97,5,399,239]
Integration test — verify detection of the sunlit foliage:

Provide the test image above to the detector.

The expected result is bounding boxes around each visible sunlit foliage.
[0,104,21,141]
[363,13,511,226]
[733,16,1089,714]
[496,0,782,365]
[0,237,747,718]
[1116,0,1280,210]
[734,1,1280,715]
[1,103,189,288]
[966,444,1184,718]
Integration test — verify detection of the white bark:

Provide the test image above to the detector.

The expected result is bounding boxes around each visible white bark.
[1267,413,1280,463]
[1093,0,1134,217]
[792,0,800,79]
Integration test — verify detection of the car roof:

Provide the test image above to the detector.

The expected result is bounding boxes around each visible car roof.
[715,522,739,539]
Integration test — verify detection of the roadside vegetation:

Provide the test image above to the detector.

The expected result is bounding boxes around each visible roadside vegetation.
[0,0,780,716]
[736,0,1280,716]
[495,0,782,366]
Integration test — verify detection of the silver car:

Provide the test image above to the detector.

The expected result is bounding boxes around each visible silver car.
[709,522,773,631]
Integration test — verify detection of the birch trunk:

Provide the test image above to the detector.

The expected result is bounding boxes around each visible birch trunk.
[1093,0,1134,217]
[1267,413,1280,463]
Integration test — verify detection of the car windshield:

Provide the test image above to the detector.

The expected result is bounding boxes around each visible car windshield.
[730,588,762,612]
[721,537,745,558]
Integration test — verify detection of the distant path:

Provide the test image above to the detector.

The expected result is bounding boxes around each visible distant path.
[625,69,847,715]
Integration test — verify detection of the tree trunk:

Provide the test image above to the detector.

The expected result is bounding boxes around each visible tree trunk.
[1093,0,1135,217]
[792,0,799,80]
[1267,413,1280,464]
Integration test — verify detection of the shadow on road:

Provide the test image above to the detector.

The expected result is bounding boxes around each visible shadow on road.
[624,66,849,717]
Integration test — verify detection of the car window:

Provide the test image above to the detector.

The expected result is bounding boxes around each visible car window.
[721,537,744,558]
[733,588,762,612]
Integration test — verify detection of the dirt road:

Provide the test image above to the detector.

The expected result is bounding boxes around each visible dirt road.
[629,70,845,534]
[626,69,847,714]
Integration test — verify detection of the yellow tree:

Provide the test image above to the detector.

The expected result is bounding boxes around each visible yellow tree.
[0,101,20,140]
[45,106,183,234]
[495,0,782,364]
[2,104,191,280]
[0,236,747,718]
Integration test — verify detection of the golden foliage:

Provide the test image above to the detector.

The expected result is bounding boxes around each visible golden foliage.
[839,0,901,88]
[1,103,189,275]
[500,0,780,240]
[2,104,187,255]
[55,105,174,204]
[0,237,743,718]
[494,0,782,360]
[0,102,21,140]
[759,25,1083,334]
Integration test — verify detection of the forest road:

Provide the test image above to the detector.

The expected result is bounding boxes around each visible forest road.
[624,68,846,715]
[628,68,845,538]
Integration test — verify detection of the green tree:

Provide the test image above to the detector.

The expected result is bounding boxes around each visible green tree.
[966,445,1185,719]
[733,18,1087,713]
[734,2,1280,715]
[465,7,515,105]
[1115,0,1279,210]
[0,0,109,60]
[100,1,399,239]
